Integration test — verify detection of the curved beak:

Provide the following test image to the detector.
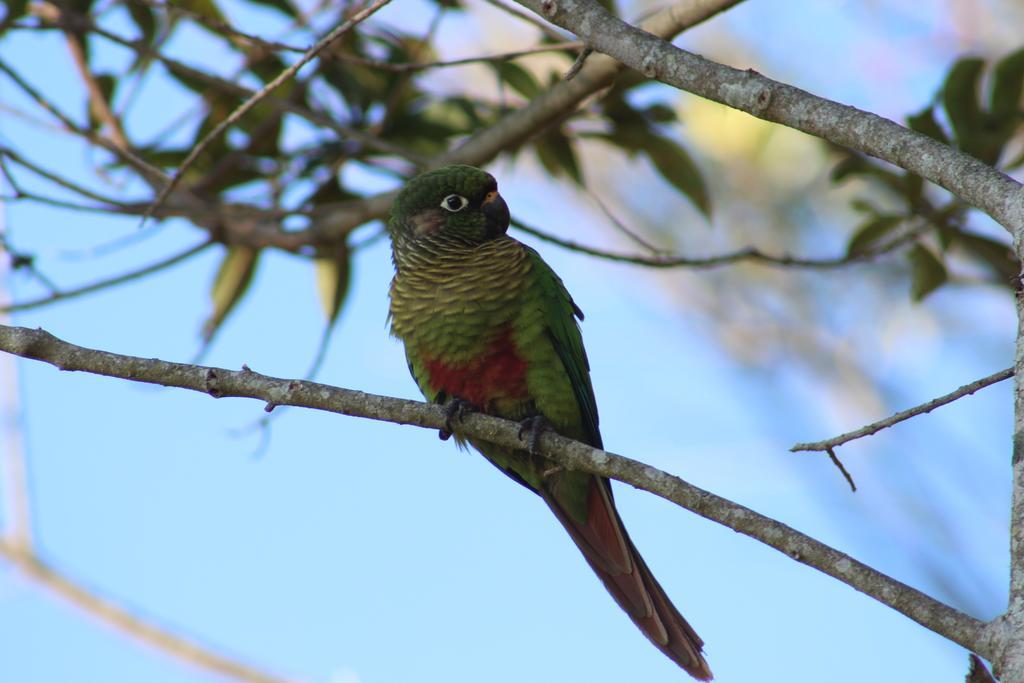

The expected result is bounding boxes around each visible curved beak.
[482,190,510,236]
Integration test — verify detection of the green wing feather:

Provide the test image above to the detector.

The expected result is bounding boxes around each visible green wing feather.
[523,246,602,449]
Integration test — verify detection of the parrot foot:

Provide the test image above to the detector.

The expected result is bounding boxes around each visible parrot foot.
[517,415,550,455]
[439,398,474,441]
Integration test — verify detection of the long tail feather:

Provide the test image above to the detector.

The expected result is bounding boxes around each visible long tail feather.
[542,476,712,680]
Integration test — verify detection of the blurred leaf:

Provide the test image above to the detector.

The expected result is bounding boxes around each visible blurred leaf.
[178,0,227,27]
[908,243,948,300]
[642,135,711,218]
[535,127,582,185]
[906,105,949,144]
[314,240,352,325]
[847,215,904,257]
[990,47,1024,120]
[164,60,220,95]
[126,2,157,46]
[67,0,95,13]
[0,0,29,27]
[490,62,540,100]
[954,231,1019,284]
[247,0,295,16]
[850,198,884,215]
[202,245,260,342]
[832,154,908,195]
[643,104,677,124]
[942,57,985,148]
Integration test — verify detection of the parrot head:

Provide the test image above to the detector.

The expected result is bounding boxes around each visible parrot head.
[388,165,511,249]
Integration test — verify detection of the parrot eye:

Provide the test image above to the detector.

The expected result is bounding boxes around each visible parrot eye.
[441,194,469,212]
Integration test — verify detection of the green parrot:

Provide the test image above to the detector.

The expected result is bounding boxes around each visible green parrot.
[387,164,711,680]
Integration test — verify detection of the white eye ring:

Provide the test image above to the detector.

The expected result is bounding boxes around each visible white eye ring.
[441,194,469,212]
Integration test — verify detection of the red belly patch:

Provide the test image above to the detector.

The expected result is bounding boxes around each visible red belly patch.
[423,328,528,410]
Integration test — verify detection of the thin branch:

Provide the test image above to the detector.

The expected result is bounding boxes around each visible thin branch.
[1,147,134,208]
[792,368,1014,453]
[0,58,170,189]
[37,2,132,151]
[511,217,918,269]
[142,0,395,226]
[0,541,290,683]
[0,323,991,657]
[512,0,1024,238]
[586,189,673,254]
[563,46,593,80]
[333,41,583,72]
[1,239,214,313]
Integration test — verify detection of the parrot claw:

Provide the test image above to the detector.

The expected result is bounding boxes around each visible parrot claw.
[542,465,563,479]
[440,398,474,440]
[517,415,550,455]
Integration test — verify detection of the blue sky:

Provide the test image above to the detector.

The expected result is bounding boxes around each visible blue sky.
[0,1,1016,682]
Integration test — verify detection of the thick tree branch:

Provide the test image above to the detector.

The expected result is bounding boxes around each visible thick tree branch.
[512,0,1024,242]
[0,323,991,657]
[792,367,1014,453]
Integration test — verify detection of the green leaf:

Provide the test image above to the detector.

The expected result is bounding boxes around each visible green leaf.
[942,57,985,147]
[202,245,260,342]
[641,136,711,218]
[1,0,30,26]
[831,154,902,190]
[906,105,949,144]
[490,62,541,100]
[178,0,227,27]
[990,47,1024,120]
[907,244,948,301]
[126,2,157,46]
[247,0,295,16]
[643,104,677,124]
[846,215,904,257]
[314,240,352,325]
[954,231,1019,284]
[535,128,582,185]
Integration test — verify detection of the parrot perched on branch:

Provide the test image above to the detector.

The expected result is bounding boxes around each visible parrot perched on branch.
[386,164,711,680]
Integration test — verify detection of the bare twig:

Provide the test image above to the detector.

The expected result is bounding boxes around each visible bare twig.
[1,239,214,313]
[0,58,170,188]
[142,0,395,226]
[0,323,991,658]
[0,541,289,683]
[586,190,669,254]
[791,368,1014,453]
[1,147,133,207]
[826,447,857,492]
[334,41,583,72]
[511,217,917,269]
[563,46,593,80]
[40,2,132,151]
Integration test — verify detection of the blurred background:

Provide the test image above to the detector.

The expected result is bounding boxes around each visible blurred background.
[0,0,1020,681]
